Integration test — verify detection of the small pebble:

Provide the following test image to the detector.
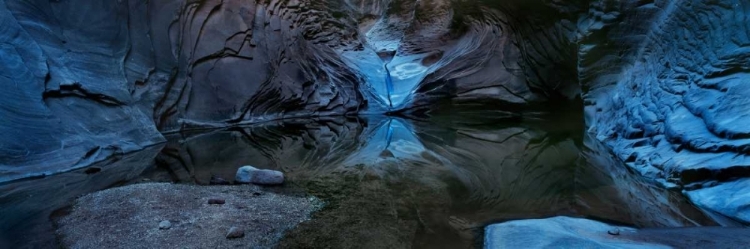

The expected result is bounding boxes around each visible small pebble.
[607,228,620,235]
[158,220,171,230]
[226,227,245,239]
[208,198,226,205]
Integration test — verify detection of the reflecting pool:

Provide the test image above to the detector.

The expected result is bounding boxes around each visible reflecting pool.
[156,115,716,248]
[0,114,718,248]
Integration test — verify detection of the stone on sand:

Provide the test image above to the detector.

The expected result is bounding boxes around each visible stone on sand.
[235,166,284,185]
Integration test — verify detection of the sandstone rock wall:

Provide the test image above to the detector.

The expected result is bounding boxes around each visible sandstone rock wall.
[1,0,581,181]
[579,0,750,222]
[581,0,750,186]
[0,0,164,182]
[4,0,750,224]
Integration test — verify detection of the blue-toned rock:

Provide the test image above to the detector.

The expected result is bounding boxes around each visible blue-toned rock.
[235,166,284,185]
[485,216,750,249]
[686,178,750,224]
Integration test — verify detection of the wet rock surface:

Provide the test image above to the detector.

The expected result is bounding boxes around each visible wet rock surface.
[55,183,318,249]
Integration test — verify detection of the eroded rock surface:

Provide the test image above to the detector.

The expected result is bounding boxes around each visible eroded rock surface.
[0,0,165,182]
[579,0,750,221]
[0,0,580,182]
[3,0,750,226]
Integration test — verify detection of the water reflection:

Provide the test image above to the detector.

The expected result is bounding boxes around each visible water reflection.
[0,144,163,249]
[159,115,715,248]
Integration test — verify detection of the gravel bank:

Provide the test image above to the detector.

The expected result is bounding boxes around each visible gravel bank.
[55,183,320,249]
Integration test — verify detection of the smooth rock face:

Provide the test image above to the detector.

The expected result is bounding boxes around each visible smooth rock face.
[685,178,750,224]
[3,0,750,225]
[0,0,165,182]
[0,0,579,182]
[485,217,658,249]
[485,217,750,249]
[235,166,284,185]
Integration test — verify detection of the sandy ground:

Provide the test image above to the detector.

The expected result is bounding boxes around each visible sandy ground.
[55,183,320,249]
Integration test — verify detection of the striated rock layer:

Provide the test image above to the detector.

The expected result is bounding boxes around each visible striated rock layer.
[0,0,580,182]
[2,0,750,225]
[0,0,165,182]
[579,0,750,222]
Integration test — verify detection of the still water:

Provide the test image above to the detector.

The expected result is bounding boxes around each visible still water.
[0,114,715,248]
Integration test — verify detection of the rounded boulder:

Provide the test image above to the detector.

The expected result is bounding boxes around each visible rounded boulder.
[235,166,284,185]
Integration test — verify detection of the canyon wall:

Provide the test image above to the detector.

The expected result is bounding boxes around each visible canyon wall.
[2,0,750,222]
[0,0,578,182]
[0,0,164,182]
[580,0,750,222]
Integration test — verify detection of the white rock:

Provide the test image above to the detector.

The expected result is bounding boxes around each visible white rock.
[484,217,661,249]
[235,166,284,185]
[158,220,171,230]
[235,166,258,184]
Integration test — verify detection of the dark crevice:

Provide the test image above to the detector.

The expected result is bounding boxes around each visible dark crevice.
[42,83,125,106]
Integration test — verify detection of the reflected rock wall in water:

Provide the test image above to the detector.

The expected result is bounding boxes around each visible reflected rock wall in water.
[158,117,714,248]
[3,0,750,229]
[0,144,163,248]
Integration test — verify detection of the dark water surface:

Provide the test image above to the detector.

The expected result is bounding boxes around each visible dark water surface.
[0,114,717,248]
